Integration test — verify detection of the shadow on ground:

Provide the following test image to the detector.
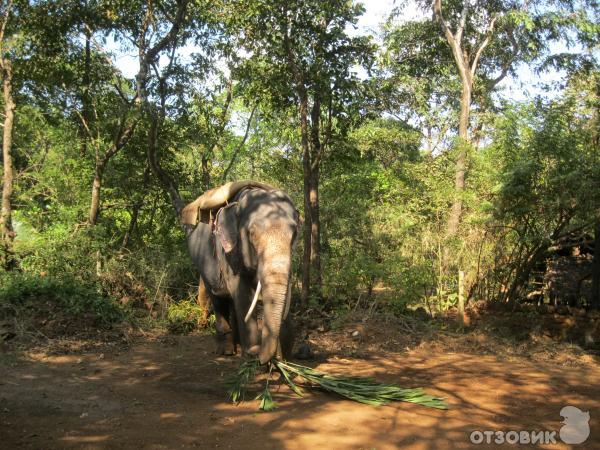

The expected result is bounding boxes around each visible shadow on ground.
[1,334,599,449]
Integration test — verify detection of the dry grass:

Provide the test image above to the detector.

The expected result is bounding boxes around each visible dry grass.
[303,309,600,368]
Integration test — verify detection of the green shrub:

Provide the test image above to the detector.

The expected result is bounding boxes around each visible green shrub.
[0,273,126,325]
[166,299,212,334]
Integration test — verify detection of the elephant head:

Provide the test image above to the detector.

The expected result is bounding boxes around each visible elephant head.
[214,188,299,364]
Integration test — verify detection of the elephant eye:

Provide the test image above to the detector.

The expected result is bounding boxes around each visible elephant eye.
[248,224,258,240]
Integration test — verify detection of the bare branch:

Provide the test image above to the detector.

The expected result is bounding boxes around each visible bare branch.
[488,26,519,89]
[145,0,189,64]
[433,0,470,80]
[222,104,257,182]
[105,117,138,161]
[432,0,452,40]
[151,60,161,80]
[74,109,93,140]
[470,15,498,80]
[83,24,137,104]
[0,0,13,55]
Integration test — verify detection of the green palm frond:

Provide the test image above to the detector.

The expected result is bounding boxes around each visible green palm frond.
[226,356,447,411]
[272,360,447,409]
[226,356,260,403]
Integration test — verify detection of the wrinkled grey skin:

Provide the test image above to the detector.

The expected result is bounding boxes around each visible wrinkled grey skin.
[186,188,299,364]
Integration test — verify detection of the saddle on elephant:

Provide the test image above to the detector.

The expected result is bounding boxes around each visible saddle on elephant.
[180,180,276,226]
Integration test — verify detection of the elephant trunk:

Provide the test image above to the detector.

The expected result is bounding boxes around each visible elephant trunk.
[258,254,291,364]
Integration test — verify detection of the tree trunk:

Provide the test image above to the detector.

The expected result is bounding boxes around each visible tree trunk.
[146,106,185,218]
[88,114,138,226]
[309,97,322,297]
[447,79,471,236]
[201,154,210,191]
[457,74,471,140]
[1,58,16,269]
[592,219,600,310]
[299,93,312,307]
[121,166,150,249]
[121,201,142,249]
[88,161,105,225]
[309,165,321,294]
[80,26,92,156]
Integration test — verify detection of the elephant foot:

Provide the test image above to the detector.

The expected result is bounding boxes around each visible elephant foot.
[247,344,260,355]
[215,331,236,356]
[294,341,314,360]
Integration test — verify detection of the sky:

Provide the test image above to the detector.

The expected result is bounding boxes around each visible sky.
[355,0,398,35]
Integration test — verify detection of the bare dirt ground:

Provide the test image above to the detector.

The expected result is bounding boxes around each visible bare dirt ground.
[1,320,600,450]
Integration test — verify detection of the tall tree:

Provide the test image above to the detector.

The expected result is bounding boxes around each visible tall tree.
[431,0,523,235]
[0,0,72,266]
[391,0,596,235]
[81,0,191,224]
[0,0,16,269]
[229,0,373,303]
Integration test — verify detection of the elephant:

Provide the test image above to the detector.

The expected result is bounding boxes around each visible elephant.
[185,183,300,364]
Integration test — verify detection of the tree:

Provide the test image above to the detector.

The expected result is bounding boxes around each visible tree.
[0,0,16,269]
[76,0,193,225]
[390,0,597,235]
[0,0,73,267]
[229,0,373,303]
[431,0,522,234]
[486,68,599,303]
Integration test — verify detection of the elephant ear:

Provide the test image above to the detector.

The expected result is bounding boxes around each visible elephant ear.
[215,203,239,253]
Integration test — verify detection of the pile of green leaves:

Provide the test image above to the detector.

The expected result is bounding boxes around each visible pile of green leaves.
[227,357,447,411]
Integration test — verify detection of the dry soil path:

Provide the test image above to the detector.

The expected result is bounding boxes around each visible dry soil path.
[1,335,599,449]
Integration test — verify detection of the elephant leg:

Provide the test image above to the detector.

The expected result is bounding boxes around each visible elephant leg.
[230,278,260,355]
[278,313,295,360]
[212,295,235,356]
[196,278,211,324]
[229,304,241,354]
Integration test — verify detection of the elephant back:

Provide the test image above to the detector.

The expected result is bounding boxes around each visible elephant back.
[181,180,277,226]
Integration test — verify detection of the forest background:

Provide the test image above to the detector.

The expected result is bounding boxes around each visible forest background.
[0,0,598,333]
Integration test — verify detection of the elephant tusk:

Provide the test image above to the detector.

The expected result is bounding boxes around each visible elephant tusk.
[245,281,261,323]
[283,280,291,320]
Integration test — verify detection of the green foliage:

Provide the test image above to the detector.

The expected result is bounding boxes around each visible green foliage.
[0,273,125,325]
[227,356,261,403]
[321,117,462,311]
[476,72,600,302]
[166,299,211,334]
[1,0,598,339]
[256,384,278,412]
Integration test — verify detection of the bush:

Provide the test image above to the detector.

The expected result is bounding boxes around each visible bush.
[166,299,212,334]
[0,272,126,326]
